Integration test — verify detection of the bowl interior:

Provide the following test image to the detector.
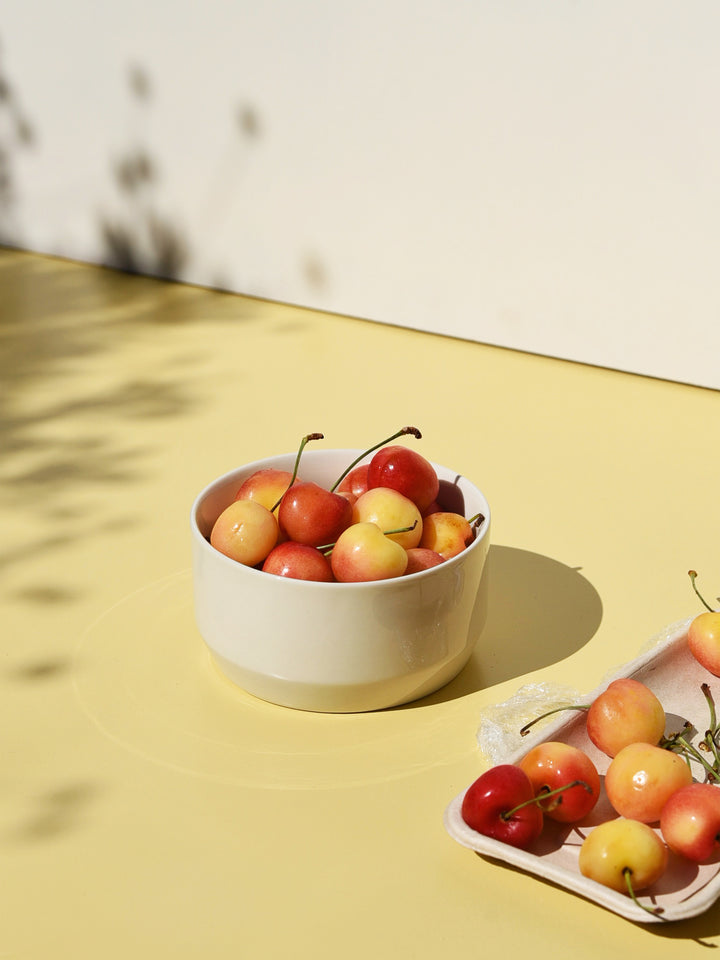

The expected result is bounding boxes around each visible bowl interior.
[192,448,490,549]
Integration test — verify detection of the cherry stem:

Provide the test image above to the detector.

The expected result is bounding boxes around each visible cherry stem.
[705,730,720,772]
[501,779,592,820]
[329,426,422,493]
[689,569,716,612]
[519,705,589,737]
[383,520,418,537]
[317,520,418,556]
[270,432,324,513]
[469,513,485,529]
[623,868,665,919]
[703,682,718,732]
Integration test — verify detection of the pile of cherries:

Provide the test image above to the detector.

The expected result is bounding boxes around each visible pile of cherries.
[209,427,484,583]
[461,574,720,917]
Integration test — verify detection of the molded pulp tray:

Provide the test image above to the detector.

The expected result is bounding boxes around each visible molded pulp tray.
[444,619,720,923]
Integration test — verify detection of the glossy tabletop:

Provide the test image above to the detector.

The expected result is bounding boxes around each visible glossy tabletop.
[2,247,720,957]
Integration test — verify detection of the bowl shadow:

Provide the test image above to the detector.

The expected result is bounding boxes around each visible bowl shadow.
[406,544,603,706]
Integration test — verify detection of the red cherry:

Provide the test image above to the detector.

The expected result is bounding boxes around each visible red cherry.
[262,542,334,582]
[366,445,439,513]
[404,547,444,574]
[518,742,600,823]
[336,464,370,500]
[461,765,544,850]
[277,481,353,548]
[426,478,465,516]
[661,782,720,863]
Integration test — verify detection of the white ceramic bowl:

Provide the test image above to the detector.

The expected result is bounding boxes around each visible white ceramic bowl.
[190,449,491,712]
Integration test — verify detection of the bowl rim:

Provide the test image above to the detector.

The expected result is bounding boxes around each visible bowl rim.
[190,448,491,590]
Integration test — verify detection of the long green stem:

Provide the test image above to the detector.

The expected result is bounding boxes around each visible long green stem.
[519,705,589,737]
[702,683,717,731]
[689,570,716,612]
[329,426,422,493]
[623,869,665,919]
[270,432,324,513]
[502,779,591,820]
[317,520,418,556]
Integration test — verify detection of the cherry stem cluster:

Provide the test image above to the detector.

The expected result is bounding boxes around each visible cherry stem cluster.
[329,426,422,493]
[662,683,720,783]
[502,779,591,820]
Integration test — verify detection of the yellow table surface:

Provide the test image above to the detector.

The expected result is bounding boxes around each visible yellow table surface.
[3,247,720,958]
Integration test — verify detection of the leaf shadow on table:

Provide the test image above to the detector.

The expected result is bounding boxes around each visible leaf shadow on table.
[410,544,604,706]
[7,781,102,845]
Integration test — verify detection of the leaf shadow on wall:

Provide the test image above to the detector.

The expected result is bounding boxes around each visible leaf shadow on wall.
[0,34,37,244]
[416,545,603,704]
[98,64,189,279]
[98,62,330,296]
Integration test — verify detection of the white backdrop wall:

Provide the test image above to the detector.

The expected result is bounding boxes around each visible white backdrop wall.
[2,1,719,389]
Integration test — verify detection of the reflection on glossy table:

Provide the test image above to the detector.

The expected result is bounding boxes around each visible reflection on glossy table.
[3,247,719,958]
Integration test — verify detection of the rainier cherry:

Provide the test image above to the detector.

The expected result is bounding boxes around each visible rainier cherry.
[660,782,720,864]
[520,677,666,759]
[579,818,668,912]
[330,522,408,582]
[604,742,693,823]
[210,500,278,567]
[518,742,600,823]
[419,512,474,560]
[586,678,666,757]
[352,487,423,550]
[688,613,720,677]
[234,468,298,513]
[686,569,720,675]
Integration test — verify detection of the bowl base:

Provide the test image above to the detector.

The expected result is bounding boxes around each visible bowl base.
[208,647,475,713]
